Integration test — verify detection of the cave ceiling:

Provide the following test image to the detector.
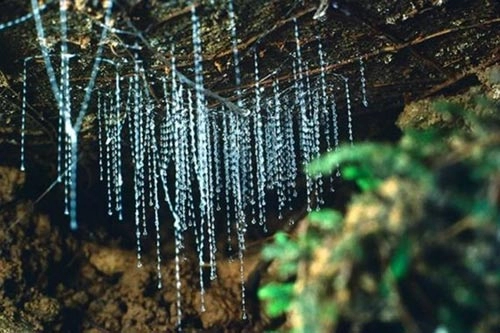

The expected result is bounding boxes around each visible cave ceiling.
[0,0,499,180]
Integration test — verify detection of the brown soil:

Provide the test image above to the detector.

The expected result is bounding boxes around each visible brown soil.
[0,166,267,332]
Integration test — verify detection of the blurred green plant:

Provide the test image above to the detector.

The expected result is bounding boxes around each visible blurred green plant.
[259,94,500,333]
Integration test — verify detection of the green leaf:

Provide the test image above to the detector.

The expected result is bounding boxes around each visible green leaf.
[342,165,381,191]
[275,231,289,245]
[308,209,343,231]
[258,282,294,317]
[261,232,300,277]
[306,144,390,177]
[389,236,412,280]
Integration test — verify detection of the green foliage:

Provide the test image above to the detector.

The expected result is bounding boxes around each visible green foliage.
[306,139,433,191]
[258,282,295,317]
[259,94,500,333]
[388,235,411,281]
[261,232,300,278]
[307,209,343,231]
